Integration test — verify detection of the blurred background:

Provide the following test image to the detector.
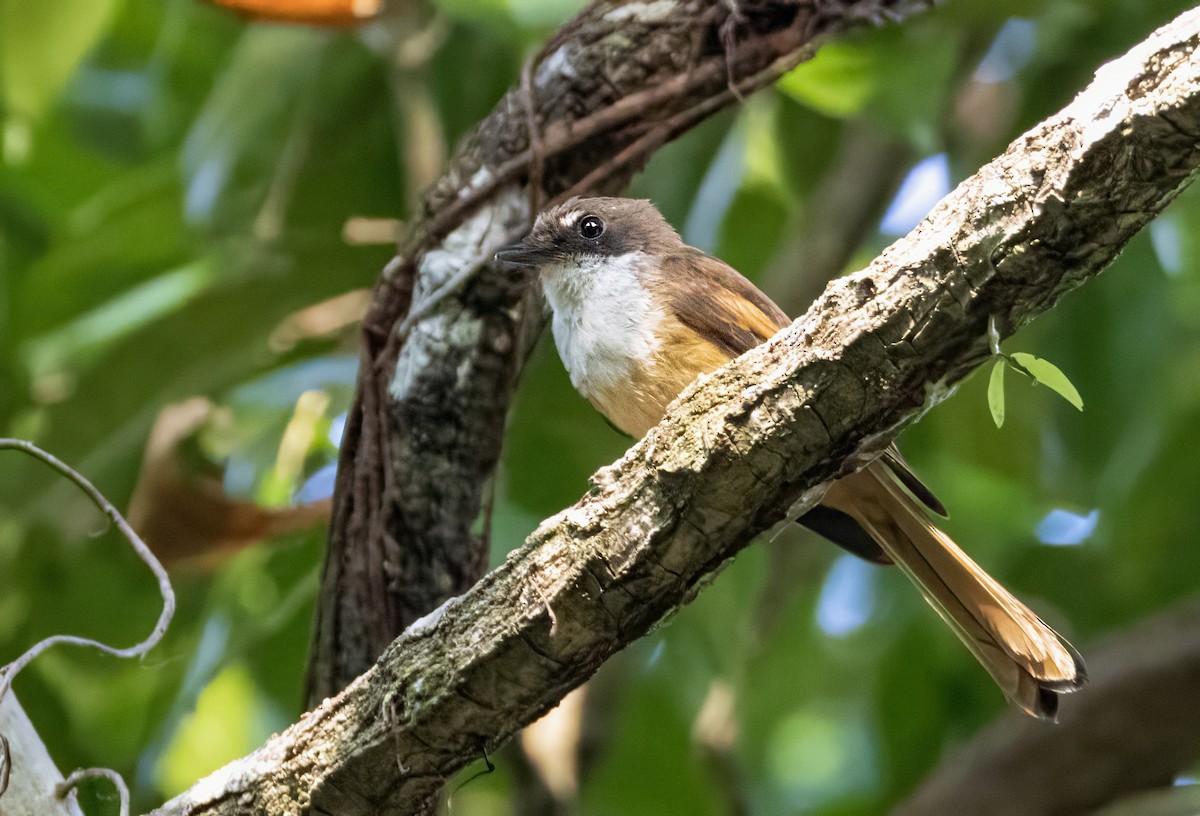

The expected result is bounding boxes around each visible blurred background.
[3,0,1200,813]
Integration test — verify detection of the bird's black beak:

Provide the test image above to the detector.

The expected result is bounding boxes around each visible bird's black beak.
[494,242,540,269]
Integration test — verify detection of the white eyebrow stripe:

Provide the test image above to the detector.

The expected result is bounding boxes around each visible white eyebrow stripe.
[558,210,583,229]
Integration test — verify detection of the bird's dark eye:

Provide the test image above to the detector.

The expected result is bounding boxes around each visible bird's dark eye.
[578,215,605,240]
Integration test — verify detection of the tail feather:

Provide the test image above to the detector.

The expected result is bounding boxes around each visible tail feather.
[823,463,1086,720]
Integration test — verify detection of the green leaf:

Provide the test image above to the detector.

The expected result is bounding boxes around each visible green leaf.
[777,42,876,118]
[156,663,272,796]
[1010,352,1084,410]
[988,359,1007,428]
[0,0,119,121]
[776,22,960,151]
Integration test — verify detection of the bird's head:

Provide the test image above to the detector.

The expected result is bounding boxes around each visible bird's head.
[494,197,682,276]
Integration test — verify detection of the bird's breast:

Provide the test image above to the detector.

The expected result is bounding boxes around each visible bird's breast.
[542,254,662,395]
[543,254,680,437]
[542,255,738,438]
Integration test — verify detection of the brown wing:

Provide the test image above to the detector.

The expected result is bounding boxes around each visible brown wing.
[652,248,947,561]
[656,249,790,359]
[651,250,885,561]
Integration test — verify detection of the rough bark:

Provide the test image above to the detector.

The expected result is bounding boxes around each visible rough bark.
[156,10,1200,815]
[894,598,1200,816]
[306,0,937,703]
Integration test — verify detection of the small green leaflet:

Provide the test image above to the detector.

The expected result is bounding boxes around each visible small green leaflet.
[988,359,1007,428]
[985,349,1084,428]
[1009,352,1085,411]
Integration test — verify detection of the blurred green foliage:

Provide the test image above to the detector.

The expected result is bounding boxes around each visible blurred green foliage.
[3,0,1200,814]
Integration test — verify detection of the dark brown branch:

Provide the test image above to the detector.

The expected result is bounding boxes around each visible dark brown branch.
[307,0,935,703]
[160,10,1200,814]
[894,597,1200,816]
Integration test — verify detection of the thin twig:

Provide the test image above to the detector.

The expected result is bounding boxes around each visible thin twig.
[57,767,130,816]
[410,10,807,251]
[520,53,546,215]
[558,44,811,201]
[0,440,176,805]
[720,0,747,102]
[0,440,175,702]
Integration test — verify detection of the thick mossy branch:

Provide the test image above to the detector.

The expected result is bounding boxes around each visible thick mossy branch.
[169,9,1200,816]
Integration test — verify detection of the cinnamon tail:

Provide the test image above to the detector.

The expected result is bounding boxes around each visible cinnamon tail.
[823,463,1087,720]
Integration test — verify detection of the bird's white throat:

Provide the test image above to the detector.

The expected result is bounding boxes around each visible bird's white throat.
[539,251,663,400]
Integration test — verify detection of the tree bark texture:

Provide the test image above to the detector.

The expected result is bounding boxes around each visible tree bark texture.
[158,9,1200,815]
[305,0,937,703]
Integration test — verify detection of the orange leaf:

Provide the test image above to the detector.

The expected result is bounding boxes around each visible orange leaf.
[127,398,330,570]
[206,0,383,27]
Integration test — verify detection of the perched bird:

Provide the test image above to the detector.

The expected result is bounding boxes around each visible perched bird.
[496,196,1086,719]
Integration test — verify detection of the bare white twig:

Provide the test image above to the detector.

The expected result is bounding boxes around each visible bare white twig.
[0,439,176,804]
[57,767,130,816]
[0,440,175,698]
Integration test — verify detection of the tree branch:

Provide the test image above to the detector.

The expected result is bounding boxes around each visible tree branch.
[157,9,1200,815]
[894,597,1200,816]
[306,0,936,702]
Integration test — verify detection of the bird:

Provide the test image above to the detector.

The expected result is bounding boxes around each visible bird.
[495,196,1086,720]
